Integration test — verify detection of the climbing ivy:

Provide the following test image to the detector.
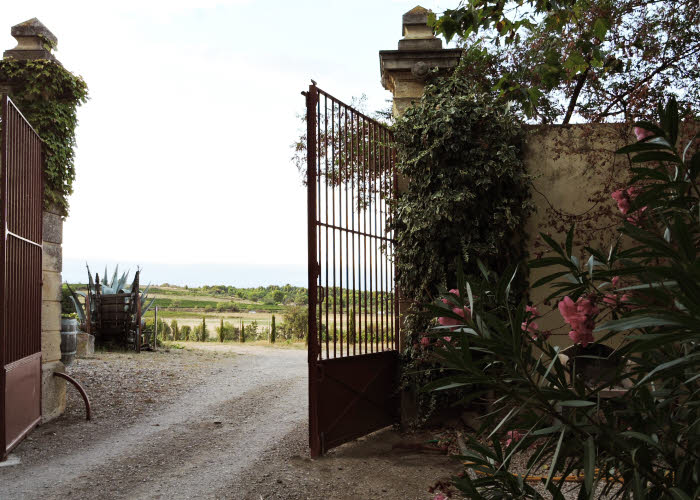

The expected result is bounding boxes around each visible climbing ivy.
[391,72,534,422]
[0,58,88,215]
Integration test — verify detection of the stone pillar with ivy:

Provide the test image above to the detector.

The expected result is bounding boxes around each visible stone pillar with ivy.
[379,7,462,426]
[379,7,461,350]
[1,18,88,422]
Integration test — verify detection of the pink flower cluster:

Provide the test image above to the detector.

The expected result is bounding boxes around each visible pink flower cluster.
[558,296,599,347]
[633,126,654,142]
[438,289,471,328]
[521,305,550,340]
[611,186,640,215]
[505,430,524,447]
[521,305,540,335]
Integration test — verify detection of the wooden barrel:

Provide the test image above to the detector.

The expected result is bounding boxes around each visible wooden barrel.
[60,318,78,366]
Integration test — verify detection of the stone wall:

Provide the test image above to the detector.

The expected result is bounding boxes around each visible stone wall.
[41,209,66,421]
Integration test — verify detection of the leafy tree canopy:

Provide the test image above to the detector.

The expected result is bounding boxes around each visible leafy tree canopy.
[431,0,700,124]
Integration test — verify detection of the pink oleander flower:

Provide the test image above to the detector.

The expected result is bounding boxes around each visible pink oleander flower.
[612,187,641,215]
[433,494,448,500]
[505,430,524,447]
[526,304,540,317]
[420,336,430,348]
[443,336,452,343]
[603,293,618,306]
[521,320,539,335]
[438,306,471,327]
[634,126,654,142]
[558,296,599,347]
[612,276,620,288]
[569,329,595,347]
[611,189,630,214]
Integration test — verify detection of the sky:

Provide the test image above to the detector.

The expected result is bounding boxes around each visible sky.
[2,0,451,287]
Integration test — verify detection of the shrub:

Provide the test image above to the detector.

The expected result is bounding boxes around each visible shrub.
[423,98,700,499]
[170,320,179,341]
[180,325,192,341]
[270,314,276,343]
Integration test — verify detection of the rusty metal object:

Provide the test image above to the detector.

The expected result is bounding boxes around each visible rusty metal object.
[0,95,43,460]
[53,372,92,421]
[305,83,400,457]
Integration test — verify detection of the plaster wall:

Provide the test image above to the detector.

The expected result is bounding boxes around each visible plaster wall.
[523,122,699,348]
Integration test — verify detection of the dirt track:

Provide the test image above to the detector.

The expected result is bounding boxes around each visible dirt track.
[0,344,460,499]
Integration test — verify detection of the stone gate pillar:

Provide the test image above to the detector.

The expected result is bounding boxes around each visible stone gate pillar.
[379,6,462,349]
[380,7,462,425]
[379,6,462,119]
[3,18,66,423]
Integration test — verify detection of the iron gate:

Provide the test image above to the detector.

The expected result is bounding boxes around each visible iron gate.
[0,95,43,459]
[304,82,399,457]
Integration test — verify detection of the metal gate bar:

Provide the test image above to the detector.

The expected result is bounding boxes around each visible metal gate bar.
[305,82,399,457]
[1,95,43,459]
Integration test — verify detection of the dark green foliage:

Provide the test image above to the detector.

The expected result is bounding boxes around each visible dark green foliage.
[392,71,533,358]
[282,306,308,340]
[170,320,179,341]
[216,320,235,342]
[0,58,88,214]
[60,284,74,315]
[431,0,700,124]
[270,315,276,343]
[180,325,192,341]
[245,320,258,341]
[201,317,208,342]
[240,321,245,343]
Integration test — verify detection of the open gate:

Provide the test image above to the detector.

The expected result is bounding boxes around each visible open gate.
[0,95,43,459]
[304,82,399,457]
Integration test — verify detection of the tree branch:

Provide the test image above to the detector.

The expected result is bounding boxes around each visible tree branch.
[562,67,589,124]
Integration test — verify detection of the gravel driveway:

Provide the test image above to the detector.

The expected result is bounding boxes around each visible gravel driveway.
[0,344,460,500]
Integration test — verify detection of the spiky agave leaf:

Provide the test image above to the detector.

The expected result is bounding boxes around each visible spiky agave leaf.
[142,296,156,315]
[117,270,129,293]
[110,265,119,289]
[86,263,94,296]
[141,283,152,305]
[65,282,86,323]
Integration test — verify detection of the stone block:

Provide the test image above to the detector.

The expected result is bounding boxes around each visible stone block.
[42,242,62,272]
[42,269,62,302]
[42,299,61,332]
[76,333,94,358]
[41,328,61,363]
[42,211,63,244]
[393,79,427,99]
[41,360,65,423]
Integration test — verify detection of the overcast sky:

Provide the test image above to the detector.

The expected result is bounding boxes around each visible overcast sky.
[2,0,450,286]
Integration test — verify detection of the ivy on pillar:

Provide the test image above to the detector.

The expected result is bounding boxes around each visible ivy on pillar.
[1,18,86,423]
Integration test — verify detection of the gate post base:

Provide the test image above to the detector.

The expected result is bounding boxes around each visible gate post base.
[400,385,419,429]
[41,360,65,424]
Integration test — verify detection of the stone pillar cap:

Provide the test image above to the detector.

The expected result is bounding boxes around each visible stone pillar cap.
[4,17,57,62]
[401,5,431,36]
[11,18,57,47]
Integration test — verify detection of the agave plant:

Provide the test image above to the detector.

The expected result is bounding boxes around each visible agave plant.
[66,264,156,329]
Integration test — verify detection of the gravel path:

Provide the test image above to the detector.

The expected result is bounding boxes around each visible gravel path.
[0,344,460,500]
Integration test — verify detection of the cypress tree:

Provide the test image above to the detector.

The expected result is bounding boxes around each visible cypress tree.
[240,320,245,343]
[201,317,207,342]
[270,315,276,343]
[219,317,225,342]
